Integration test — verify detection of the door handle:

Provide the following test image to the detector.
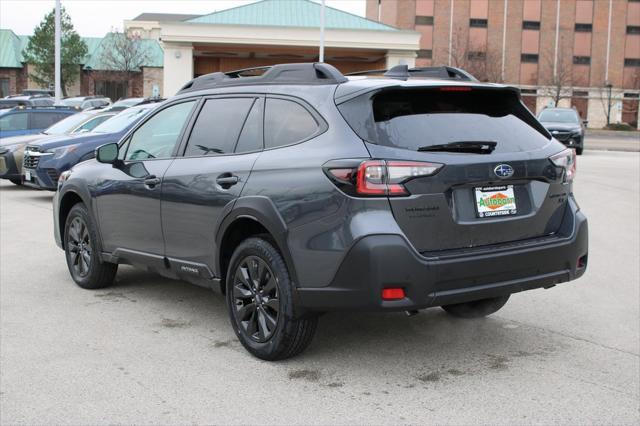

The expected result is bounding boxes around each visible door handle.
[144,175,161,188]
[216,174,239,187]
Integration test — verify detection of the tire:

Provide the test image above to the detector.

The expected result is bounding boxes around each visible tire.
[576,147,583,155]
[441,295,510,319]
[226,237,317,361]
[9,178,22,185]
[64,203,117,289]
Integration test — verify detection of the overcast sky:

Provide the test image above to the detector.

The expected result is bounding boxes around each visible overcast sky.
[0,0,367,37]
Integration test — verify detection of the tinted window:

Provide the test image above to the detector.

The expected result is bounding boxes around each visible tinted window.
[31,112,65,129]
[125,101,195,161]
[184,98,254,156]
[235,98,263,153]
[264,98,318,149]
[338,88,551,154]
[0,112,28,131]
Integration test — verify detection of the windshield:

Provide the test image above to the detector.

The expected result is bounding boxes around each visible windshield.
[61,98,83,107]
[92,107,150,134]
[538,109,579,123]
[111,98,142,108]
[43,112,92,135]
[338,88,551,153]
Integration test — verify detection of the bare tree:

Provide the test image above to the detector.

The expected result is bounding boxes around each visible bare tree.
[446,26,503,83]
[98,30,151,97]
[539,40,573,107]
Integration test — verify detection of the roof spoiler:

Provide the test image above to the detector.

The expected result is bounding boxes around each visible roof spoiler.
[177,63,348,94]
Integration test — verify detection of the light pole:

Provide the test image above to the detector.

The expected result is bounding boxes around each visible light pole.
[54,0,61,102]
[605,81,613,126]
[319,0,325,62]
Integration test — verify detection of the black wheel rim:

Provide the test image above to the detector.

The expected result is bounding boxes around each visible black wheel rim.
[232,256,280,343]
[67,217,91,278]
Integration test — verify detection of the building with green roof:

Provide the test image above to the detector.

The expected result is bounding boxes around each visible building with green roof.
[125,0,420,95]
[0,28,163,99]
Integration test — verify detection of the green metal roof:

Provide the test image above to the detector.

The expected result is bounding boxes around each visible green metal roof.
[188,0,398,31]
[82,33,163,70]
[0,29,24,67]
[0,29,163,69]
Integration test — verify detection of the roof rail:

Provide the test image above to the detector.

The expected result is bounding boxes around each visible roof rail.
[347,65,478,82]
[177,62,348,94]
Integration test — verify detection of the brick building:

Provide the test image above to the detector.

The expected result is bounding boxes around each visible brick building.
[366,0,640,128]
[0,29,164,101]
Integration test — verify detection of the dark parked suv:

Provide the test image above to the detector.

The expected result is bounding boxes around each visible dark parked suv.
[54,63,588,360]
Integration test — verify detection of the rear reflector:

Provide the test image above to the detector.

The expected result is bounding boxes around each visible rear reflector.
[382,288,405,300]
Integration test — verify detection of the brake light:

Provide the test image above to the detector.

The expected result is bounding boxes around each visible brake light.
[355,160,442,196]
[439,86,473,92]
[382,288,405,300]
[550,149,577,183]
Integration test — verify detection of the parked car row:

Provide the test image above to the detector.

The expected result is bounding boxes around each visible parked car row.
[0,98,163,188]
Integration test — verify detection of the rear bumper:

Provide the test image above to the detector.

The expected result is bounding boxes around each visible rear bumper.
[297,198,588,312]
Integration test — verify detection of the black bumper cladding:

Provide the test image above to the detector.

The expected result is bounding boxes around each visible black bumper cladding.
[297,198,588,312]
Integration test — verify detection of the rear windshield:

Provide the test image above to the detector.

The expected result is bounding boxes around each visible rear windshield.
[338,88,551,153]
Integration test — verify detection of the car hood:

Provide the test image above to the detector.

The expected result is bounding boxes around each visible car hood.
[0,133,51,147]
[30,131,122,150]
[540,122,581,132]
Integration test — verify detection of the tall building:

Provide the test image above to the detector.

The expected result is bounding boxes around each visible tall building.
[367,0,640,128]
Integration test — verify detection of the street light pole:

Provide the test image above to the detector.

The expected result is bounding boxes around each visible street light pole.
[319,0,325,62]
[54,0,61,102]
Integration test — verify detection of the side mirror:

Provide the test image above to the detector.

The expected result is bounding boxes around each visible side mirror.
[96,143,118,164]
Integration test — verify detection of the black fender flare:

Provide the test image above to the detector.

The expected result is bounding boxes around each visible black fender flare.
[57,182,103,251]
[215,196,298,286]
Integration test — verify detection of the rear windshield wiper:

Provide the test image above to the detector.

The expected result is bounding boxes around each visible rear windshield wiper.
[417,141,497,154]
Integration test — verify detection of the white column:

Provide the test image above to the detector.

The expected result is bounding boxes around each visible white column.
[385,50,417,69]
[162,43,194,97]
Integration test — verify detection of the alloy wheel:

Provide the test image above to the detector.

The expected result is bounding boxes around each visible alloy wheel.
[232,256,280,343]
[67,217,92,278]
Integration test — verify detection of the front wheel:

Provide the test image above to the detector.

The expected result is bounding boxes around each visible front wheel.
[64,203,117,289]
[9,178,22,185]
[441,295,510,318]
[226,237,317,360]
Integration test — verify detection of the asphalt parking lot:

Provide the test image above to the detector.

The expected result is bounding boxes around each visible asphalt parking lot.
[1,149,639,425]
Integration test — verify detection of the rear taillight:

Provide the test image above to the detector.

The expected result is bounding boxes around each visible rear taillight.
[327,160,442,197]
[550,149,577,183]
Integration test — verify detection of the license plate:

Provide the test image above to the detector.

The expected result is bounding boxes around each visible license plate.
[24,170,31,181]
[475,185,517,218]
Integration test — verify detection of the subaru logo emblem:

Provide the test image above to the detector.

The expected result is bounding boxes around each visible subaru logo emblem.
[494,164,514,178]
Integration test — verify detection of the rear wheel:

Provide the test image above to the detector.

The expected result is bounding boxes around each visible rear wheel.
[64,203,117,289]
[441,295,510,318]
[226,237,317,360]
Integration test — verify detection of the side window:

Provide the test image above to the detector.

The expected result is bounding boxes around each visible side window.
[31,112,62,129]
[184,97,254,157]
[235,98,263,153]
[264,98,319,149]
[0,112,28,131]
[125,101,195,161]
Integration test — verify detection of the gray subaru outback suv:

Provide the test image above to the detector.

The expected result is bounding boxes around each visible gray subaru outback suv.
[53,63,588,360]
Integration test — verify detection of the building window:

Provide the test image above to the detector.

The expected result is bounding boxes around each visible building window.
[469,18,488,28]
[624,58,640,67]
[520,88,537,95]
[522,21,540,30]
[573,90,589,97]
[627,26,640,35]
[415,16,434,25]
[521,54,539,63]
[574,23,592,32]
[573,56,591,65]
[623,93,640,99]
[95,80,128,101]
[417,49,433,59]
[0,78,9,97]
[467,51,486,61]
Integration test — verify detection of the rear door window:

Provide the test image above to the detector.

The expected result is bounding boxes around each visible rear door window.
[264,98,319,149]
[234,98,263,154]
[184,97,255,156]
[339,88,551,153]
[31,112,63,129]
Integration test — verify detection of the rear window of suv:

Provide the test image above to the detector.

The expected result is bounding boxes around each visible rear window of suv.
[338,87,551,154]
